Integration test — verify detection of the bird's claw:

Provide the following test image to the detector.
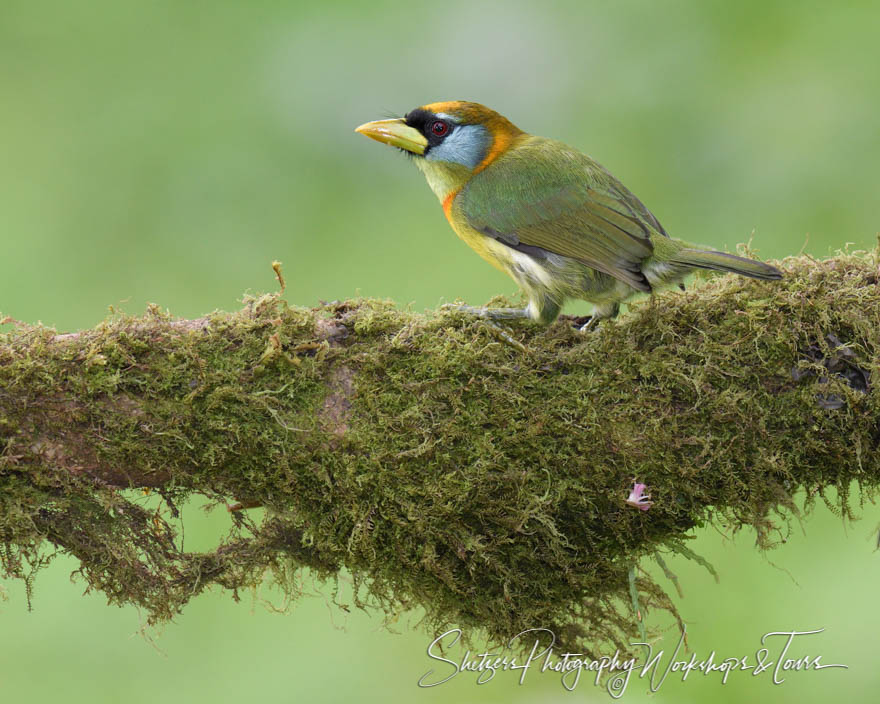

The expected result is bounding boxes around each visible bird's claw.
[441,303,490,318]
[483,321,530,353]
[441,305,530,352]
[578,316,597,332]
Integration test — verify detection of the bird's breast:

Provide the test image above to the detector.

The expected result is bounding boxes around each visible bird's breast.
[445,195,515,276]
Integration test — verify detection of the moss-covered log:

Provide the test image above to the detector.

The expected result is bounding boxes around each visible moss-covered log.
[1,252,879,653]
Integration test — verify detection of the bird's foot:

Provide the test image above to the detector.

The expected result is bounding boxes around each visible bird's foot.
[441,305,530,352]
[625,481,653,511]
[578,316,598,332]
[483,320,530,353]
[441,304,530,321]
[577,302,620,331]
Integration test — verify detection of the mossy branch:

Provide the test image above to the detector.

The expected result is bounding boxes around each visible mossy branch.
[1,252,879,653]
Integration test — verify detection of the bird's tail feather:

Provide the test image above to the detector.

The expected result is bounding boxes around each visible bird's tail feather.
[670,248,783,280]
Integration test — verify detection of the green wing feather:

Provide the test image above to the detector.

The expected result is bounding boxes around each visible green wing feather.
[461,136,668,291]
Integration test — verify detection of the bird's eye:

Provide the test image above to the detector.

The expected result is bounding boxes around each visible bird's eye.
[430,120,449,137]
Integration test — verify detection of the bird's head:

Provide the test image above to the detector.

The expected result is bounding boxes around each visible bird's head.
[356,101,524,199]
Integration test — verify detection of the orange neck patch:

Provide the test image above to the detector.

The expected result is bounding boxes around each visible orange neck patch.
[442,190,457,220]
[474,121,521,175]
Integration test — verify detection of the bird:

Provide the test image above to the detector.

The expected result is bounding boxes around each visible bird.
[355,101,782,329]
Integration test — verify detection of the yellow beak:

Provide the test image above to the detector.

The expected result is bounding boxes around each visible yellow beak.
[355,118,427,156]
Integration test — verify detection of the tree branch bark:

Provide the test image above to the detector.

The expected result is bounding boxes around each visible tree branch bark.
[1,252,878,652]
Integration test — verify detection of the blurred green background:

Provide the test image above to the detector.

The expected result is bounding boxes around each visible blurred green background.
[2,0,879,701]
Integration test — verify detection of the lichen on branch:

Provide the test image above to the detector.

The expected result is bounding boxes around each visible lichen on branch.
[1,252,879,653]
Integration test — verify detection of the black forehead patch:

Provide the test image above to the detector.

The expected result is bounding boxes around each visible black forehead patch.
[404,108,433,131]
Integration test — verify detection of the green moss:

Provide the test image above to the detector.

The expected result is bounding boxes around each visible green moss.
[1,252,879,653]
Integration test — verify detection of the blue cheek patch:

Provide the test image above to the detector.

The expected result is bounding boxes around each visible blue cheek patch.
[426,125,490,169]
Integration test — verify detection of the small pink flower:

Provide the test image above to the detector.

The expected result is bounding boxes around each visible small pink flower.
[626,482,653,511]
